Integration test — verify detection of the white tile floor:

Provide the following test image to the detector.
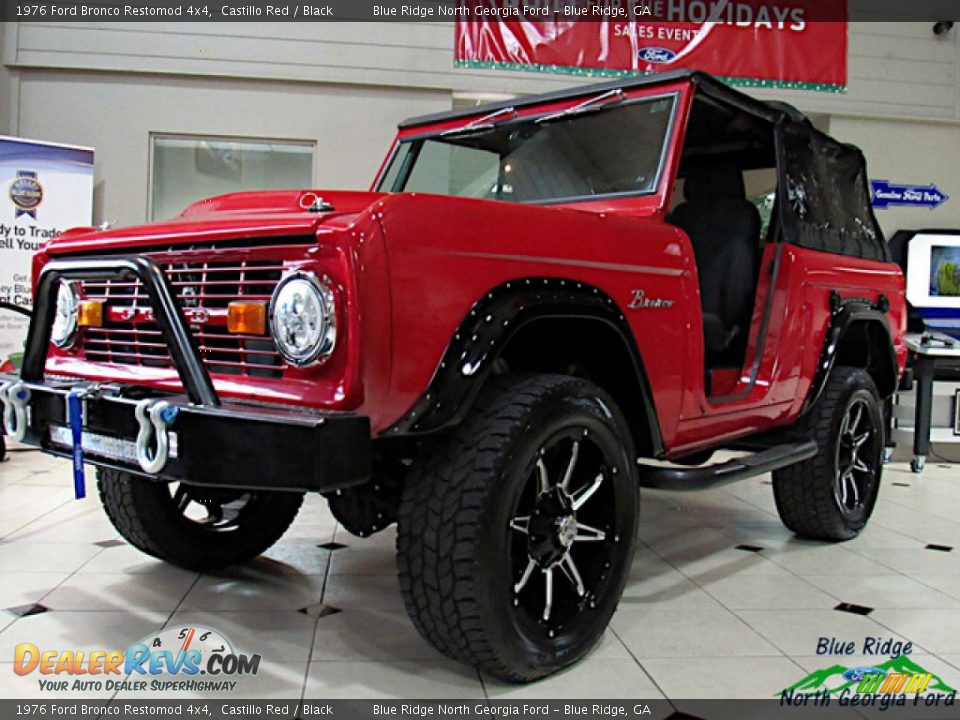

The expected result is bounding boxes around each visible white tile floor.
[2,444,960,701]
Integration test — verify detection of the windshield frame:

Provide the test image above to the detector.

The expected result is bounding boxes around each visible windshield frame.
[375,90,681,207]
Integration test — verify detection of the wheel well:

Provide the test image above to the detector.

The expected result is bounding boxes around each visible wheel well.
[498,316,659,457]
[833,320,898,398]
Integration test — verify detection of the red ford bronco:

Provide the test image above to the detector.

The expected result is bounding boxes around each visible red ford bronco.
[1,70,906,681]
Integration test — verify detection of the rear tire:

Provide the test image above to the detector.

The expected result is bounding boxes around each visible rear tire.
[773,367,884,541]
[98,468,303,570]
[397,374,639,682]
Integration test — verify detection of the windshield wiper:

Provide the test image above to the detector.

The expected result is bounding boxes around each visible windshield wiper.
[439,106,517,137]
[535,89,626,125]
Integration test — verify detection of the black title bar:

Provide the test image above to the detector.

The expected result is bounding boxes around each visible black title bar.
[0,699,944,718]
[1,0,959,22]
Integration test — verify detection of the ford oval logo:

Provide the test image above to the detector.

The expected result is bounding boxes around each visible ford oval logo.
[842,666,884,682]
[638,47,677,64]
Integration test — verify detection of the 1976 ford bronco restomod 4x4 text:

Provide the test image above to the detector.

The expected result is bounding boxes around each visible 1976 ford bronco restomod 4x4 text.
[1,70,906,681]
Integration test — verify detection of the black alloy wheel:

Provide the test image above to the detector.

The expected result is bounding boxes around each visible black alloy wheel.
[508,428,629,639]
[398,374,639,682]
[773,367,884,541]
[832,397,880,515]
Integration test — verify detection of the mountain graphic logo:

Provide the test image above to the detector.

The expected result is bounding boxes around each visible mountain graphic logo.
[780,655,956,696]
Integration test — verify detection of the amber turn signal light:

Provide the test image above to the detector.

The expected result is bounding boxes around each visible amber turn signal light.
[227,301,267,335]
[77,300,104,328]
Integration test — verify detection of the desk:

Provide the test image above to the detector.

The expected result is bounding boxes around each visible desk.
[903,332,960,472]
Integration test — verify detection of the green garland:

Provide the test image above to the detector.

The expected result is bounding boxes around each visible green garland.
[454,59,846,93]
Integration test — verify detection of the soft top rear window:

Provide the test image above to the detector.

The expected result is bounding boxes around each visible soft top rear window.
[777,122,887,262]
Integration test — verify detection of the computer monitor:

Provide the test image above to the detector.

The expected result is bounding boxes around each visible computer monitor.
[906,232,960,336]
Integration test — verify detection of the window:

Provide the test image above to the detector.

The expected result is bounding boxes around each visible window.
[150,136,314,220]
[744,167,779,238]
[778,123,886,260]
[379,95,676,204]
[405,141,501,198]
[378,142,413,193]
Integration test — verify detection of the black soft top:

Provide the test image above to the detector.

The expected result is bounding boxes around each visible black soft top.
[399,69,887,262]
[399,69,796,129]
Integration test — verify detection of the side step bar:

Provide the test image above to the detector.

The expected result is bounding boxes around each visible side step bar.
[638,440,818,492]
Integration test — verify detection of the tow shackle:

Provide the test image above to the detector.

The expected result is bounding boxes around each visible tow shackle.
[0,381,31,443]
[135,399,179,474]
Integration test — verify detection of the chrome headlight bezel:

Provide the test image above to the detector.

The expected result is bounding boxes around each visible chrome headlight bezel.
[51,280,80,349]
[268,271,337,368]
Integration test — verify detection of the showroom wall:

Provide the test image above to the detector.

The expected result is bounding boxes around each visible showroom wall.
[10,70,450,224]
[0,20,958,233]
[832,116,960,233]
[0,23,13,136]
[5,21,957,117]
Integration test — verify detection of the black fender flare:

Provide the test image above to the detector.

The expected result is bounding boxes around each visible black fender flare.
[802,291,898,414]
[383,277,664,455]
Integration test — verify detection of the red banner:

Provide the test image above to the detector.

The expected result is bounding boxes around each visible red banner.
[455,2,847,92]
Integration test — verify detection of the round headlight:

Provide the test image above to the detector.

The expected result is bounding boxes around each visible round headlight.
[51,281,79,348]
[269,272,337,367]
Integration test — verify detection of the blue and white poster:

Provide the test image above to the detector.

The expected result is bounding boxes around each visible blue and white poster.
[0,136,95,371]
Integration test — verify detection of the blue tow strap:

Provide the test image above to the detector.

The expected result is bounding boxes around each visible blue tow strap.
[67,391,86,499]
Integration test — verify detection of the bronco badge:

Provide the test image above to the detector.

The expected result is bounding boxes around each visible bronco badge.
[628,289,674,309]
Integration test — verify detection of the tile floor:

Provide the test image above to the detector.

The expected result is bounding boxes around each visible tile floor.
[2,443,960,704]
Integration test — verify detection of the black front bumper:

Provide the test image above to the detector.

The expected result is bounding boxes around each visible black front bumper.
[1,376,371,492]
[1,255,371,492]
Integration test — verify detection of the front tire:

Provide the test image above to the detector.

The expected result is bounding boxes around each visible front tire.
[773,367,884,541]
[98,469,304,570]
[397,374,639,682]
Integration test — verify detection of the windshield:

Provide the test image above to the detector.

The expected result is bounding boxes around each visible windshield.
[378,94,677,204]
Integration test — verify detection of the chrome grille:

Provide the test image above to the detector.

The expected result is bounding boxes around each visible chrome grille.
[78,257,284,378]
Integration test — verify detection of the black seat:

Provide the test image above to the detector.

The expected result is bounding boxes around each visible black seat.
[669,165,761,364]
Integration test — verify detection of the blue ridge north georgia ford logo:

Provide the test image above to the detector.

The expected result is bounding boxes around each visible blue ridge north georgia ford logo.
[9,170,43,219]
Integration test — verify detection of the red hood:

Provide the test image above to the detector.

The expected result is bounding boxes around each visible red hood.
[45,190,386,255]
